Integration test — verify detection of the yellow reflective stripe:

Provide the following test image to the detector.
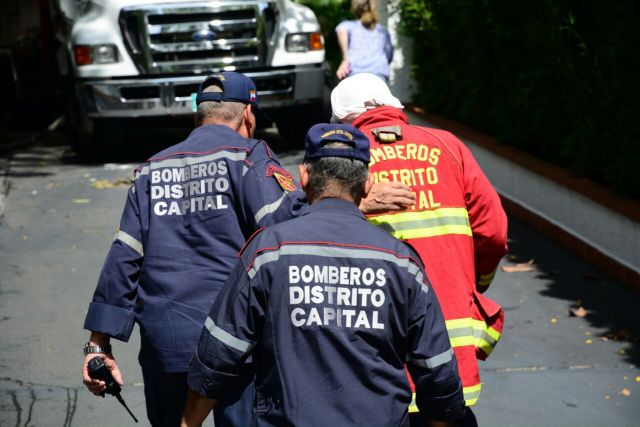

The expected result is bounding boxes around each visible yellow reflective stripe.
[445,318,502,354]
[408,393,419,413]
[407,384,482,412]
[449,335,475,347]
[478,267,497,288]
[464,384,482,406]
[445,318,473,329]
[368,208,472,240]
[484,323,501,341]
[446,318,475,349]
[476,322,502,357]
[389,225,472,240]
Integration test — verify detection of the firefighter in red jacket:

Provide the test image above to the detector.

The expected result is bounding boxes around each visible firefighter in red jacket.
[333,73,508,426]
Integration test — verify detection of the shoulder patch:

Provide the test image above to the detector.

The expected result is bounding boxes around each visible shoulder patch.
[266,165,296,192]
[372,125,402,143]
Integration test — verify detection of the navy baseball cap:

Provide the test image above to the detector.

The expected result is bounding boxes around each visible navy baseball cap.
[304,123,370,164]
[196,72,269,120]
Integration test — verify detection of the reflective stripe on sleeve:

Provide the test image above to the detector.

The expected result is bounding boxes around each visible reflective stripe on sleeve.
[247,244,426,289]
[114,230,144,257]
[445,318,502,357]
[368,208,472,240]
[408,348,454,369]
[408,394,419,413]
[462,384,482,406]
[254,192,286,225]
[204,317,255,354]
[478,267,497,288]
[135,165,149,180]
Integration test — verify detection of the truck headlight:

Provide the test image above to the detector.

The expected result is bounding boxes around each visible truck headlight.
[73,45,119,66]
[285,32,324,52]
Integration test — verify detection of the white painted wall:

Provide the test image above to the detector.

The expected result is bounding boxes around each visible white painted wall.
[376,0,416,103]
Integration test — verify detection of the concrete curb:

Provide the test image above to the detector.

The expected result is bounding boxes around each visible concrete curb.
[405,105,640,292]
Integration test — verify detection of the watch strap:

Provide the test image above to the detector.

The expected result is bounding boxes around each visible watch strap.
[83,343,112,355]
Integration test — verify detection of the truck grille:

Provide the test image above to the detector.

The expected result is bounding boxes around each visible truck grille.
[120,1,277,74]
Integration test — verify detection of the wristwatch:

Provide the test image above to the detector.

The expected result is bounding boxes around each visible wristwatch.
[83,342,112,355]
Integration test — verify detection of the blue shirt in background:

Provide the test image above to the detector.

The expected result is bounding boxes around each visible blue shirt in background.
[336,19,394,81]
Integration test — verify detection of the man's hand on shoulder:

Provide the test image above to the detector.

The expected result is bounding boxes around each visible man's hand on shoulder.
[360,181,415,214]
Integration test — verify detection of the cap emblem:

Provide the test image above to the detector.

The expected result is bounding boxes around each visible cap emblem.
[320,129,353,140]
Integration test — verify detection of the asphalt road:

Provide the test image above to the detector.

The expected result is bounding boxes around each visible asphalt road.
[0,124,638,427]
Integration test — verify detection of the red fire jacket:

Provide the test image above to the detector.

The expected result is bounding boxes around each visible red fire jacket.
[353,106,508,408]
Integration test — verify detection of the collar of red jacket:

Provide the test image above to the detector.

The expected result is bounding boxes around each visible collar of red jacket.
[351,106,409,129]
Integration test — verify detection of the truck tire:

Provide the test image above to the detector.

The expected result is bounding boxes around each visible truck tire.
[71,118,124,163]
[0,52,18,128]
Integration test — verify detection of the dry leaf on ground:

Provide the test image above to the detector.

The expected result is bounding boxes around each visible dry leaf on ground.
[90,178,131,189]
[501,259,535,273]
[569,306,588,318]
[620,388,631,397]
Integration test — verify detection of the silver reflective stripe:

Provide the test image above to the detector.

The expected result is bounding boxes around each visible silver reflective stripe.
[464,387,481,403]
[242,165,249,176]
[419,282,429,294]
[446,326,473,339]
[205,317,254,354]
[408,348,454,369]
[381,215,470,232]
[135,165,149,180]
[254,192,286,225]
[150,151,245,169]
[248,250,282,278]
[475,329,498,347]
[247,244,425,289]
[114,230,144,256]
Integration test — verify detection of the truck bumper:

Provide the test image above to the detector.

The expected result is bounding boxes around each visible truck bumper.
[75,64,325,118]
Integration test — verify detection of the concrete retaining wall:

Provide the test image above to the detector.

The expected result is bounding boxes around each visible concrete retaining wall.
[405,108,640,290]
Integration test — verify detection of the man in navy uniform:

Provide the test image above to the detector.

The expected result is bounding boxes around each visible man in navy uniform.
[81,72,415,427]
[81,72,308,427]
[181,123,466,427]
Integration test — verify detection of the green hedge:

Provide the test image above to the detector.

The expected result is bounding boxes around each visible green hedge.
[398,0,640,199]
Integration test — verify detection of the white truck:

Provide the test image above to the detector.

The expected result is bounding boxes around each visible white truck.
[54,0,327,152]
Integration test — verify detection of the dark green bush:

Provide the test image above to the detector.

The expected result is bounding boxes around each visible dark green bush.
[398,0,640,199]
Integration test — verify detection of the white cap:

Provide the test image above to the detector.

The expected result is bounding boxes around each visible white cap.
[330,73,404,124]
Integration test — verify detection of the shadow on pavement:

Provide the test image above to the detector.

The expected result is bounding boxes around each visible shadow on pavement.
[1,119,302,180]
[505,216,640,367]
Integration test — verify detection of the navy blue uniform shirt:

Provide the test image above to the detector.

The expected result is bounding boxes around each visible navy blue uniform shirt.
[84,124,305,372]
[188,198,465,426]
